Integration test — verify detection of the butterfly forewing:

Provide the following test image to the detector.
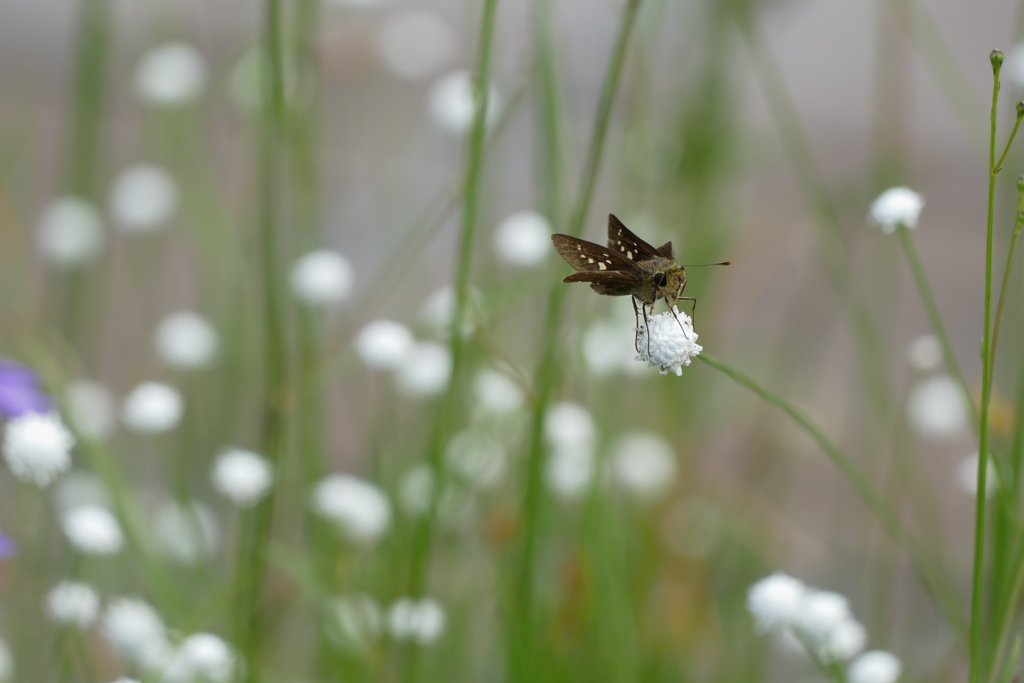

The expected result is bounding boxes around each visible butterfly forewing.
[608,214,664,262]
[551,233,637,273]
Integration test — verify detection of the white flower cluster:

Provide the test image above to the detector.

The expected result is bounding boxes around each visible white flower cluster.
[868,187,924,234]
[387,597,446,644]
[290,249,354,307]
[46,581,100,626]
[310,474,392,546]
[544,401,597,501]
[906,374,968,441]
[747,573,901,681]
[2,412,75,488]
[354,318,453,398]
[635,307,702,376]
[211,448,274,507]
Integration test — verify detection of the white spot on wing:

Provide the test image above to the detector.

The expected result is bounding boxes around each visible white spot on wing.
[598,262,607,270]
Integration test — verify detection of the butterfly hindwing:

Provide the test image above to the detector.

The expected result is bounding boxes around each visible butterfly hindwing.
[607,214,664,262]
[657,241,674,260]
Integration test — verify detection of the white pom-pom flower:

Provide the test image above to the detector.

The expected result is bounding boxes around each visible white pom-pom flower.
[545,444,595,501]
[62,505,124,555]
[310,474,392,546]
[635,307,701,375]
[473,368,523,416]
[121,383,183,434]
[395,342,452,397]
[66,380,116,440]
[747,573,807,633]
[387,597,446,644]
[428,70,501,135]
[848,650,903,683]
[906,375,968,441]
[212,448,274,507]
[609,431,677,500]
[907,333,941,372]
[868,187,924,234]
[445,429,506,490]
[793,589,866,663]
[135,42,207,106]
[155,311,219,370]
[109,165,178,234]
[955,452,999,498]
[46,581,100,626]
[37,196,104,267]
[377,11,454,81]
[355,320,416,371]
[494,211,551,267]
[544,402,596,450]
[101,598,169,666]
[3,412,75,487]
[419,285,482,338]
[291,250,354,306]
[161,632,236,683]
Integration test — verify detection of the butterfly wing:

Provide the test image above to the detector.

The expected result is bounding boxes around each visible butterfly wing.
[608,214,664,262]
[657,241,674,260]
[563,270,640,296]
[551,233,637,272]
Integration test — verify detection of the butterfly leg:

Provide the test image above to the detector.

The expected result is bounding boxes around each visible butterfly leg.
[631,297,642,353]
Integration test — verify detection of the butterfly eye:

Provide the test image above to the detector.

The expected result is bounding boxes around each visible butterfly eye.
[653,272,667,287]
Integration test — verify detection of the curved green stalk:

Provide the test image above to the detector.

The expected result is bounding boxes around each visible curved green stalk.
[895,226,978,428]
[969,48,1004,683]
[697,353,967,637]
[989,176,1024,386]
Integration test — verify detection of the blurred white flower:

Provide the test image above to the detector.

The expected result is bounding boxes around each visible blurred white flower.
[62,505,123,555]
[494,211,551,267]
[155,311,219,370]
[0,637,11,682]
[419,285,482,338]
[37,196,104,267]
[212,449,274,507]
[331,593,384,651]
[122,383,183,434]
[161,632,236,683]
[428,70,501,135]
[52,471,111,513]
[310,474,391,546]
[397,465,435,517]
[906,375,967,441]
[3,411,75,487]
[907,333,942,372]
[291,250,354,306]
[377,11,454,81]
[544,402,596,450]
[609,431,676,500]
[108,678,142,683]
[387,597,446,644]
[395,342,452,397]
[545,445,595,501]
[46,581,100,626]
[355,319,416,371]
[473,368,523,416]
[582,318,639,376]
[793,589,865,662]
[135,42,207,106]
[102,598,169,666]
[955,452,999,498]
[445,429,506,490]
[635,307,701,375]
[153,500,218,564]
[747,573,807,633]
[109,165,178,234]
[868,187,924,234]
[66,380,116,440]
[848,650,903,683]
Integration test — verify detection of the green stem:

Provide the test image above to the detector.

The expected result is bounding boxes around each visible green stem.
[402,2,501,675]
[989,178,1024,387]
[697,353,967,637]
[235,1,289,679]
[512,0,644,677]
[968,48,1004,683]
[896,225,978,427]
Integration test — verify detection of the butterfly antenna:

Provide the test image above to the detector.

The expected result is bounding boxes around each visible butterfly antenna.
[680,261,732,268]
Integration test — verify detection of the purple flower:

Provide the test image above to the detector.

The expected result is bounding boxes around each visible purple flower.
[0,360,52,417]
[0,532,15,559]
